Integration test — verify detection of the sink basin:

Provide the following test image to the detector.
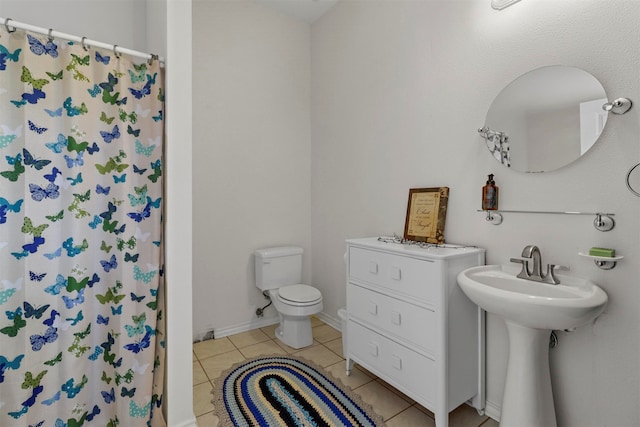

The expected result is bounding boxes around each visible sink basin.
[457,264,608,427]
[457,264,607,330]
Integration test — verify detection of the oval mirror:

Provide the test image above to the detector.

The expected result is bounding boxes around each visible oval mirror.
[482,65,608,173]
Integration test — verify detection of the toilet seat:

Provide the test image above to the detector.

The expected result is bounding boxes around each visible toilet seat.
[277,284,322,306]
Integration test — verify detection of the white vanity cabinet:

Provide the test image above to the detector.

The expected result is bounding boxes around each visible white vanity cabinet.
[345,238,485,427]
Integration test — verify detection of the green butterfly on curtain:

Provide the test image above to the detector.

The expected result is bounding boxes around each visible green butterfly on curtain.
[66,276,88,292]
[67,136,89,153]
[75,323,91,340]
[96,158,128,175]
[101,371,112,384]
[46,70,63,80]
[21,66,49,90]
[0,314,26,337]
[100,240,113,253]
[46,210,64,222]
[73,190,91,203]
[69,53,90,66]
[100,111,115,124]
[44,352,63,366]
[148,165,161,183]
[22,217,49,237]
[68,332,91,357]
[1,160,25,182]
[71,69,90,82]
[102,90,126,106]
[68,199,90,219]
[115,369,134,385]
[96,287,126,305]
[102,218,125,234]
[116,236,136,251]
[22,370,48,389]
[119,108,137,124]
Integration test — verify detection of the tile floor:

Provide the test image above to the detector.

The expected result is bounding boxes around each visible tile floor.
[193,317,498,427]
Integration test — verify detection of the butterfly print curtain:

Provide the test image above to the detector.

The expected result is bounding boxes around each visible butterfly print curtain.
[0,27,166,426]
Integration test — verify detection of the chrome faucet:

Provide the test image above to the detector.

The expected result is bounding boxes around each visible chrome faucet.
[510,245,567,285]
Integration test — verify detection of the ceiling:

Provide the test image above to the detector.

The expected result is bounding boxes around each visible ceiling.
[252,0,340,23]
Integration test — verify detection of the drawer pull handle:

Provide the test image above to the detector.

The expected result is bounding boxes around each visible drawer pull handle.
[391,266,402,280]
[368,301,378,316]
[391,311,401,325]
[369,262,378,274]
[392,355,402,370]
[369,343,379,357]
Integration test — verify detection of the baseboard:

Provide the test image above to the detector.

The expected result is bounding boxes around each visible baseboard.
[484,399,501,423]
[203,311,340,341]
[315,311,341,331]
[213,316,280,339]
[173,417,198,427]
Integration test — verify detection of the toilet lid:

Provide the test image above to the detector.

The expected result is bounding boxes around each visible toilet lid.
[278,284,322,303]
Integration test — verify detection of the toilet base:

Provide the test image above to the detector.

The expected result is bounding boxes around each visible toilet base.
[275,315,314,349]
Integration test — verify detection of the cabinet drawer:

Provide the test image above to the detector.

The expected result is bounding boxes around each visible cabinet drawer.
[349,247,441,303]
[347,284,436,354]
[348,320,435,407]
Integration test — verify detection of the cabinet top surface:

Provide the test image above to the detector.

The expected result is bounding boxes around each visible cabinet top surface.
[346,237,485,260]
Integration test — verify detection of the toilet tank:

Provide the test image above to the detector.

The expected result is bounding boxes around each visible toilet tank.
[254,246,303,291]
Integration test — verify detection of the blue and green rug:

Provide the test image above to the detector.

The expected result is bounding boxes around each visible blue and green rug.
[212,355,385,427]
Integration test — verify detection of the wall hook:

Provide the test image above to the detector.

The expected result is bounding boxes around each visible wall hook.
[602,97,633,115]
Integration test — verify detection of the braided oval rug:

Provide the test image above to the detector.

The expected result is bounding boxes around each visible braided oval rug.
[212,355,385,427]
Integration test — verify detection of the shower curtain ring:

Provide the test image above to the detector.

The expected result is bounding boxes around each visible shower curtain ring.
[148,54,158,66]
[4,18,16,33]
[47,28,54,42]
[81,36,89,51]
[113,44,121,59]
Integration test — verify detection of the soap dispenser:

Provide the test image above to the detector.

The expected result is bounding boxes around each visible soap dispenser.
[482,174,499,210]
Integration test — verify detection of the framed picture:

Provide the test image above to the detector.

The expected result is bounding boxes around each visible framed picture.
[403,187,449,243]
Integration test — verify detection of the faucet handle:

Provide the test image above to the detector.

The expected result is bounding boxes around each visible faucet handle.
[545,264,569,285]
[510,258,530,279]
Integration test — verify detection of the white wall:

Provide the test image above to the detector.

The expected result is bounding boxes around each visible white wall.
[0,2,196,425]
[311,1,640,426]
[192,0,311,339]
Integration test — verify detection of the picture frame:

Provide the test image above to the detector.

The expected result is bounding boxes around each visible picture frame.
[403,187,449,244]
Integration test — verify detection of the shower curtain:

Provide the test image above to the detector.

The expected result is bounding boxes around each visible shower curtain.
[0,27,165,426]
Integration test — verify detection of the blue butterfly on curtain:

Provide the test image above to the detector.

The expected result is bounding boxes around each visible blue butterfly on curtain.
[0,354,24,383]
[0,44,21,62]
[95,51,110,65]
[27,34,59,57]
[100,125,120,143]
[30,326,58,351]
[124,328,152,354]
[100,254,118,272]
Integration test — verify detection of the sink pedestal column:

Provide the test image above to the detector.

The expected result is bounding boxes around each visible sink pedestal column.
[501,321,557,427]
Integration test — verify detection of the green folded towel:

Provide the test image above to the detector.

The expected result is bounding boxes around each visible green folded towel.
[589,247,615,258]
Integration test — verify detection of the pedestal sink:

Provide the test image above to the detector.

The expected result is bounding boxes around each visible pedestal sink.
[457,265,607,427]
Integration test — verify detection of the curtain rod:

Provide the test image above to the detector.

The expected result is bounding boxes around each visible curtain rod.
[0,17,165,67]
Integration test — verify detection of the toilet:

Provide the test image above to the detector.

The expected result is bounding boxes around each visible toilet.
[254,246,323,349]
